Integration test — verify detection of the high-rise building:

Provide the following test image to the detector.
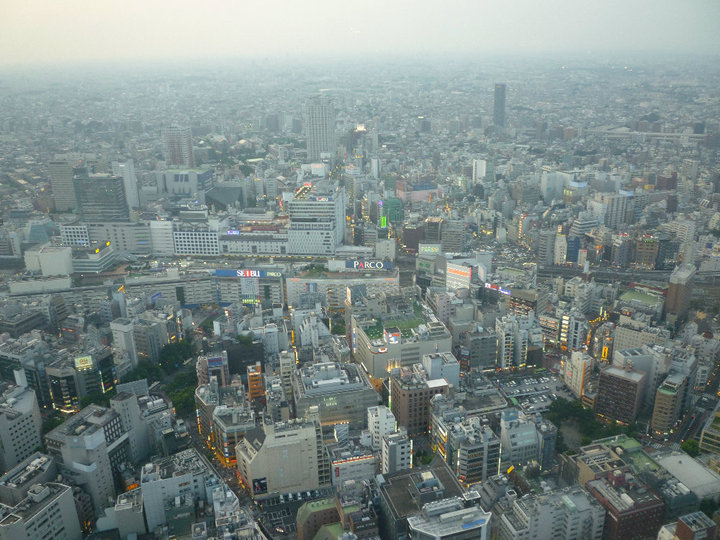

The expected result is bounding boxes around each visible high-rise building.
[48,161,77,212]
[595,366,646,423]
[407,497,490,540]
[305,95,336,162]
[493,83,507,128]
[665,264,696,322]
[72,167,130,222]
[651,371,688,437]
[381,429,412,474]
[390,366,449,437]
[287,184,346,255]
[586,470,664,540]
[162,126,195,168]
[111,159,140,209]
[367,405,397,451]
[196,352,230,387]
[236,408,331,497]
[0,482,82,540]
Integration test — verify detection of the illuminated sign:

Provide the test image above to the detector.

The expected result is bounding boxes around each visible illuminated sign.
[484,283,511,296]
[447,266,471,279]
[226,230,241,235]
[419,244,441,254]
[74,356,93,370]
[215,269,282,278]
[345,260,392,270]
[380,216,387,228]
[207,356,224,367]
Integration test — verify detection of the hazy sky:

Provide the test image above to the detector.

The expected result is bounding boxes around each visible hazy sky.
[1,0,719,67]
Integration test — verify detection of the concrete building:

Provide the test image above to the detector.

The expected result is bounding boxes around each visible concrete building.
[305,95,336,162]
[0,454,56,506]
[48,161,77,212]
[407,496,490,540]
[657,511,717,540]
[586,470,664,540]
[72,168,130,222]
[0,483,82,540]
[139,448,220,533]
[196,352,230,387]
[458,325,497,371]
[162,126,195,168]
[390,365,449,437]
[496,486,604,540]
[382,429,413,474]
[367,405,397,451]
[288,184,346,255]
[665,264,696,322]
[699,401,720,455]
[0,385,43,472]
[292,362,379,430]
[421,352,460,389]
[44,405,127,512]
[651,371,688,437]
[376,457,465,540]
[562,351,592,398]
[499,409,556,470]
[595,366,647,423]
[236,410,331,498]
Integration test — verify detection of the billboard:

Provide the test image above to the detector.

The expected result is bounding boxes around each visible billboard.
[345,260,392,270]
[74,356,93,370]
[207,356,224,367]
[215,269,282,278]
[252,477,268,495]
[418,243,441,255]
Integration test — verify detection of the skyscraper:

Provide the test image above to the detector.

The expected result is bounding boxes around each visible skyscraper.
[305,95,335,162]
[48,161,77,212]
[665,264,696,322]
[72,167,130,222]
[493,83,506,128]
[111,159,140,209]
[162,126,195,168]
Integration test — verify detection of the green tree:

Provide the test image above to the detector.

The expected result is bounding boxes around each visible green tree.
[159,340,193,371]
[122,359,162,384]
[681,439,700,457]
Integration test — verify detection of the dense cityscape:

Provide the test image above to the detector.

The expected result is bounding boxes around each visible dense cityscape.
[0,46,719,540]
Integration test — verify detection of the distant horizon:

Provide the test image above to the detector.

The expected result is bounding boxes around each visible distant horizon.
[1,0,719,70]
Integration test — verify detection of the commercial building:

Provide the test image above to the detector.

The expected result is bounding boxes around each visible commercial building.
[305,95,336,162]
[292,362,379,429]
[382,429,413,474]
[287,184,346,255]
[421,352,460,389]
[0,454,56,506]
[595,366,646,423]
[367,405,397,451]
[665,264,696,322]
[562,351,592,398]
[162,126,195,168]
[407,496,490,540]
[376,457,465,540]
[699,401,720,455]
[390,365,449,437]
[72,168,130,222]
[48,161,77,212]
[657,511,717,540]
[139,448,220,533]
[494,83,507,128]
[497,486,604,540]
[458,325,497,371]
[0,483,82,540]
[236,410,331,498]
[0,385,43,472]
[651,371,688,437]
[499,409,556,470]
[586,470,664,540]
[44,405,128,512]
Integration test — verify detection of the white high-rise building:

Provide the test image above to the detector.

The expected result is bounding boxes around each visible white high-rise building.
[367,406,397,451]
[381,429,412,474]
[305,95,335,162]
[553,233,567,265]
[48,161,77,212]
[472,159,487,182]
[111,160,140,209]
[110,318,137,367]
[563,351,592,398]
[288,185,346,255]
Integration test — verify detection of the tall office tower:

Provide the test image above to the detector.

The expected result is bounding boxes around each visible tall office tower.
[287,185,346,255]
[305,95,336,162]
[72,167,130,222]
[111,159,140,209]
[162,126,195,168]
[595,366,646,424]
[0,483,82,540]
[48,161,77,212]
[665,264,696,322]
[537,229,556,267]
[493,83,507,128]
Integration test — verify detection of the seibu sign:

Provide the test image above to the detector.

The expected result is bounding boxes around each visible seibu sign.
[346,260,392,270]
